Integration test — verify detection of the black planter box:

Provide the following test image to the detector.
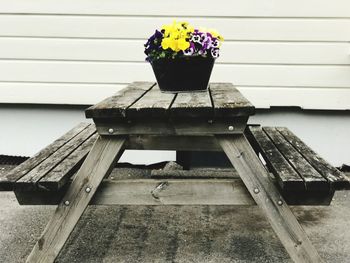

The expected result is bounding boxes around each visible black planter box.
[151,56,215,92]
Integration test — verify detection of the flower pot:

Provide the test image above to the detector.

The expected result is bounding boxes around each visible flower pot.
[151,56,215,92]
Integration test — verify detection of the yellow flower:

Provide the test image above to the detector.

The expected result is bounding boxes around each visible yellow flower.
[177,38,190,51]
[161,20,192,52]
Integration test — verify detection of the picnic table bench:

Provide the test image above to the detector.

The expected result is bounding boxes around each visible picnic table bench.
[1,82,349,263]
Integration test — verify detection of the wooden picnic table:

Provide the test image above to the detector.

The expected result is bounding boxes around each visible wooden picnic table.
[25,82,334,263]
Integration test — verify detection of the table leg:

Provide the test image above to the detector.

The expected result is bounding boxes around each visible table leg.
[26,136,126,263]
[216,134,323,263]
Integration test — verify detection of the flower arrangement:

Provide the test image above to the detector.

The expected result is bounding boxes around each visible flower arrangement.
[144,21,224,62]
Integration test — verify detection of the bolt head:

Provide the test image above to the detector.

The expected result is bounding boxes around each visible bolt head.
[277,200,283,206]
[208,119,213,124]
[108,128,114,134]
[85,187,91,193]
[228,126,234,131]
[64,200,70,206]
[254,188,260,194]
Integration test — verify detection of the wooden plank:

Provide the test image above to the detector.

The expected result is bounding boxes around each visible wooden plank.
[93,179,254,205]
[263,127,329,191]
[150,168,239,179]
[0,122,90,191]
[26,136,126,263]
[2,38,350,65]
[210,83,255,118]
[170,90,213,118]
[277,127,350,189]
[217,134,323,263]
[16,124,97,191]
[85,82,155,119]
[1,1,349,18]
[127,84,175,118]
[247,126,305,191]
[38,133,99,191]
[14,177,335,206]
[126,135,222,151]
[95,118,248,136]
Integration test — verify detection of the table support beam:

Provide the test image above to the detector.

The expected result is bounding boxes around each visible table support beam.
[26,136,126,263]
[216,134,323,263]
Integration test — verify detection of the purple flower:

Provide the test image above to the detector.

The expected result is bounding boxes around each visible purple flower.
[211,38,220,48]
[211,48,220,58]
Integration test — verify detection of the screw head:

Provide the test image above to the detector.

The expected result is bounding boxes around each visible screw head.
[277,200,283,206]
[228,126,234,131]
[254,188,260,194]
[108,128,114,134]
[64,200,70,206]
[85,187,91,193]
[208,119,213,124]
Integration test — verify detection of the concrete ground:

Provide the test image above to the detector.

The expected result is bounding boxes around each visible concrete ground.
[0,189,350,263]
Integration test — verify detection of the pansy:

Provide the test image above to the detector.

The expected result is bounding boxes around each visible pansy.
[144,21,223,62]
[211,48,220,58]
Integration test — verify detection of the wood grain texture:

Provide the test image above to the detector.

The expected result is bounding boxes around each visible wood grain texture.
[170,90,213,118]
[127,84,175,118]
[125,135,222,151]
[38,133,99,191]
[263,127,329,191]
[0,122,90,190]
[88,82,253,120]
[26,136,126,263]
[247,126,305,191]
[277,127,350,190]
[85,81,155,119]
[217,134,323,263]
[95,118,248,136]
[210,83,255,117]
[16,124,97,191]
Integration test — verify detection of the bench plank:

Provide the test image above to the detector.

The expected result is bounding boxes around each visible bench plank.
[16,124,97,191]
[277,127,350,190]
[127,84,175,118]
[38,133,99,191]
[263,127,328,191]
[210,83,255,117]
[247,126,305,191]
[0,122,90,191]
[170,90,213,118]
[85,82,155,119]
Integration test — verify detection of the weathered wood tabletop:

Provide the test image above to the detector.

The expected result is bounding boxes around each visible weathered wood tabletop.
[86,82,255,120]
[85,82,255,136]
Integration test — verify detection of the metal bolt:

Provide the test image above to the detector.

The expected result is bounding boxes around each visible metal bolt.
[64,200,70,206]
[85,187,91,193]
[110,176,114,180]
[228,126,234,131]
[108,128,114,134]
[277,200,283,206]
[254,188,260,194]
[208,119,213,124]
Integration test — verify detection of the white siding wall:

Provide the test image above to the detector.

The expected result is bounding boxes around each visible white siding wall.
[0,1,350,109]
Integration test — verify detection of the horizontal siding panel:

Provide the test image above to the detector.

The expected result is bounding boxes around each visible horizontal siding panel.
[0,38,349,65]
[1,0,350,17]
[1,16,350,41]
[0,83,349,110]
[1,61,350,88]
[0,82,124,105]
[240,87,350,110]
